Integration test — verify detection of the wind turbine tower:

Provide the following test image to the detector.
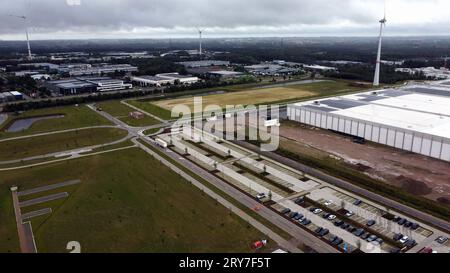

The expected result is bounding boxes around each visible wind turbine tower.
[373,3,387,86]
[197,28,204,59]
[9,14,32,60]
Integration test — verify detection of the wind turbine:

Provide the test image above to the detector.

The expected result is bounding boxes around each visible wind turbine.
[196,27,204,58]
[373,1,387,86]
[8,14,33,60]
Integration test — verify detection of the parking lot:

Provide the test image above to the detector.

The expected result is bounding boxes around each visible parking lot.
[157,126,450,253]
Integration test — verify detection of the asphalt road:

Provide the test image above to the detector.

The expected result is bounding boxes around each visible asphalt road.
[235,141,450,233]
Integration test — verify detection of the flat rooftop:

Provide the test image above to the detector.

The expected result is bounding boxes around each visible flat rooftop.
[292,84,450,139]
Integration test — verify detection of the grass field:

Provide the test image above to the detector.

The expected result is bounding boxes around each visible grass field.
[152,81,363,113]
[96,101,160,127]
[0,148,272,253]
[0,105,112,139]
[0,128,128,161]
[128,100,173,120]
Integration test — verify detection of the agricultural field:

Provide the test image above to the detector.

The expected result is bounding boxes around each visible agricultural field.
[0,148,271,253]
[0,105,112,139]
[96,101,160,127]
[0,128,128,161]
[152,80,364,113]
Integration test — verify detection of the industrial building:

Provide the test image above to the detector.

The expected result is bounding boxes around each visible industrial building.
[0,91,24,102]
[57,64,138,76]
[244,63,301,76]
[287,84,450,162]
[45,77,132,95]
[177,60,230,68]
[131,75,174,87]
[156,73,200,85]
[207,70,245,79]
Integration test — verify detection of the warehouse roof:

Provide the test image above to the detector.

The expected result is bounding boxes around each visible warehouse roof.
[291,84,450,139]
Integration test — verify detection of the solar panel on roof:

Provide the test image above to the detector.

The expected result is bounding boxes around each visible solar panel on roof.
[320,99,365,109]
[404,87,450,98]
[302,105,337,113]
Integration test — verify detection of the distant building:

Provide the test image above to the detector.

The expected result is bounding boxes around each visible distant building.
[131,76,174,87]
[57,63,138,77]
[30,74,52,81]
[156,73,200,85]
[207,70,245,79]
[45,76,132,95]
[245,63,300,76]
[396,67,450,80]
[0,91,23,102]
[303,64,337,72]
[18,63,60,71]
[14,71,39,77]
[177,60,230,68]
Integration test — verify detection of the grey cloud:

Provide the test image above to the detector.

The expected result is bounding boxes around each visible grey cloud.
[0,0,448,39]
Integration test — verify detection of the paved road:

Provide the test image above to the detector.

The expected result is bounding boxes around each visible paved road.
[134,138,303,253]
[19,192,69,208]
[21,208,52,221]
[0,130,133,165]
[11,189,37,253]
[18,180,81,197]
[235,141,450,233]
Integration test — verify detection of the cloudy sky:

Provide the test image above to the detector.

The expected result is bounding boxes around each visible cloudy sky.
[1,0,450,40]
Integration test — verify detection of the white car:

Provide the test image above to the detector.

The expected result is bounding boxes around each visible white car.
[400,236,409,244]
[324,200,333,206]
[256,193,266,200]
[328,215,337,220]
[346,211,355,217]
[313,209,323,214]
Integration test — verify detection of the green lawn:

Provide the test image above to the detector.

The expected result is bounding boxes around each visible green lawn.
[0,105,112,139]
[0,128,128,161]
[97,101,161,127]
[128,100,173,120]
[0,148,271,253]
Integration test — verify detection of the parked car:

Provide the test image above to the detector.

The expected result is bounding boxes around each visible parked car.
[313,208,323,214]
[332,238,343,246]
[405,239,417,248]
[353,228,365,237]
[345,211,355,217]
[353,199,362,206]
[281,208,291,214]
[366,220,376,227]
[366,235,378,242]
[398,218,407,225]
[294,213,304,220]
[309,207,316,212]
[436,236,448,244]
[360,232,370,240]
[411,223,420,230]
[322,213,331,219]
[334,220,344,227]
[315,227,323,234]
[256,193,266,200]
[324,200,333,206]
[301,219,311,226]
[328,215,337,221]
[319,229,329,237]
[295,197,305,204]
[347,226,356,233]
[399,236,409,244]
[340,223,350,229]
[392,217,401,223]
[289,212,299,219]
[404,221,412,228]
[393,233,403,241]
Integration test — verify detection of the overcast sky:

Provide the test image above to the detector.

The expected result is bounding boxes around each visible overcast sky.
[1,0,450,40]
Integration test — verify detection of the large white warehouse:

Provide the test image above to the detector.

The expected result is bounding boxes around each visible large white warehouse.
[287,81,450,162]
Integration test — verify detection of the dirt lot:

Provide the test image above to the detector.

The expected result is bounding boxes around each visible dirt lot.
[280,121,450,205]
